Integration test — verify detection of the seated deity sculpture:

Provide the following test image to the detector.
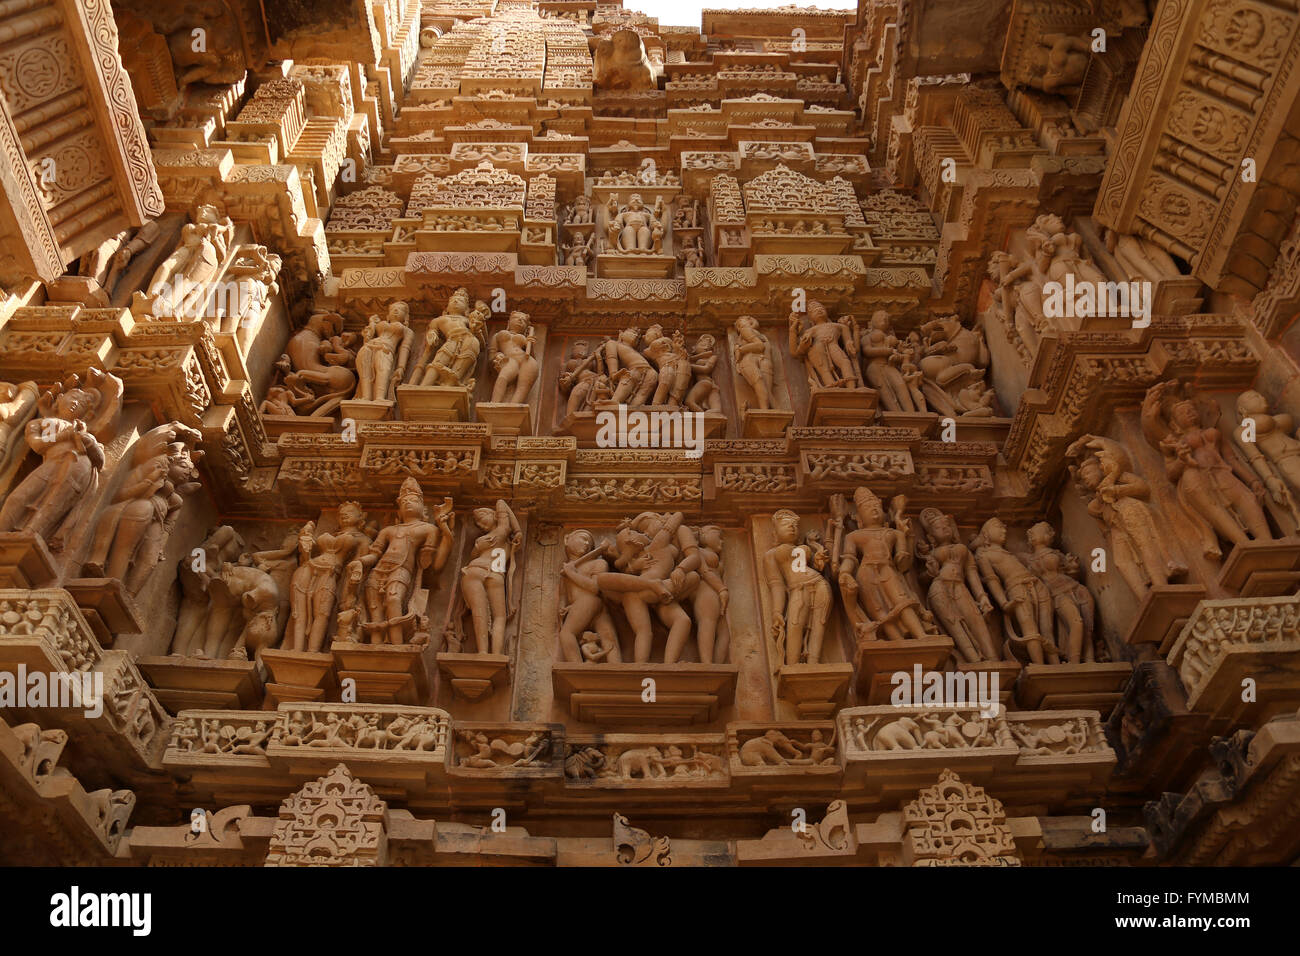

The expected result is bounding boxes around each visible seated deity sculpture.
[606,193,665,254]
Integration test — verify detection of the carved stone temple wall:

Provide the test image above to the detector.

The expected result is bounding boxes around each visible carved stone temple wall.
[1,0,1299,867]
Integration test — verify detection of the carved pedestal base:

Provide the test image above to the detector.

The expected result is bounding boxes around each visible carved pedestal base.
[558,409,599,442]
[877,410,938,436]
[1015,662,1133,716]
[1150,275,1204,315]
[956,659,1020,706]
[436,652,510,701]
[475,402,532,437]
[807,386,878,427]
[1169,598,1300,738]
[837,703,1019,788]
[776,663,853,718]
[0,532,57,589]
[339,398,394,422]
[1216,537,1300,597]
[953,415,1013,445]
[62,578,143,647]
[261,415,336,439]
[259,650,337,708]
[1123,584,1208,655]
[552,663,738,725]
[595,252,676,278]
[853,637,953,702]
[741,407,794,438]
[395,384,470,423]
[136,656,264,712]
[331,641,430,705]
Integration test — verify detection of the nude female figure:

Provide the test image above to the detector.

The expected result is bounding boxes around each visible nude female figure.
[918,509,997,663]
[674,523,730,664]
[1142,380,1272,558]
[860,310,922,412]
[355,301,414,401]
[733,315,775,411]
[460,500,521,656]
[488,310,539,404]
[284,502,372,653]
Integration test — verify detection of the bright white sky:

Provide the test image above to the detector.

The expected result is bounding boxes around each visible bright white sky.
[624,0,856,28]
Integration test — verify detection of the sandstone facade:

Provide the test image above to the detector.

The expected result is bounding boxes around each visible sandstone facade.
[0,0,1298,868]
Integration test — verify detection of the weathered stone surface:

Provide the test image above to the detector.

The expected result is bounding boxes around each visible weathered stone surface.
[0,0,1296,870]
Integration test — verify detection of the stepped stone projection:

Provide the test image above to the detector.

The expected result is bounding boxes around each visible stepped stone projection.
[1,0,1300,870]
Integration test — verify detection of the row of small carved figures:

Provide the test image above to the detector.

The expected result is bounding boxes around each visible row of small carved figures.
[167,714,1100,772]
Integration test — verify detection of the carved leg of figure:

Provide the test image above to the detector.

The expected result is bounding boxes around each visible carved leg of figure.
[567,380,593,416]
[611,372,636,405]
[659,602,694,664]
[630,368,658,406]
[559,596,597,662]
[83,502,128,575]
[1054,596,1084,663]
[286,569,312,653]
[620,595,656,663]
[670,366,691,406]
[103,510,153,584]
[355,349,376,401]
[363,578,385,645]
[1112,533,1155,595]
[1008,584,1045,664]
[204,603,240,659]
[1034,584,1059,664]
[384,581,407,645]
[832,350,857,387]
[891,371,920,412]
[739,362,772,410]
[806,583,830,664]
[122,517,166,594]
[171,601,204,656]
[491,363,519,404]
[1225,484,1272,541]
[596,610,623,663]
[462,569,491,655]
[307,583,337,653]
[373,355,396,401]
[512,359,537,404]
[691,587,721,665]
[594,570,671,602]
[651,366,674,405]
[786,590,810,666]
